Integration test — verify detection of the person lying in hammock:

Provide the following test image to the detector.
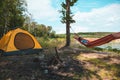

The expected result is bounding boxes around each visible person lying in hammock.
[74,34,90,46]
[74,32,120,48]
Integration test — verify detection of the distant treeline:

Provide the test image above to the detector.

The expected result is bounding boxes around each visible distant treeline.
[75,32,114,38]
[57,32,115,38]
[22,23,56,38]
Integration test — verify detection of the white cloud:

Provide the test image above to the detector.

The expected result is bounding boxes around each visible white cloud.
[70,25,89,33]
[73,4,120,32]
[26,0,59,21]
[26,1,120,33]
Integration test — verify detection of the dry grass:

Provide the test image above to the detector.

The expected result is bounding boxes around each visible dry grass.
[75,52,120,80]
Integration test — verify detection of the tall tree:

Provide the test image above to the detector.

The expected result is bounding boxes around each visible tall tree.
[60,0,78,47]
[0,0,27,37]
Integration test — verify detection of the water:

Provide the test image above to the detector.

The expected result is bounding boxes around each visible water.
[98,42,120,50]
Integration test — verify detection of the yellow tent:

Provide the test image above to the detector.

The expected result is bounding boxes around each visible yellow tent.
[0,28,42,56]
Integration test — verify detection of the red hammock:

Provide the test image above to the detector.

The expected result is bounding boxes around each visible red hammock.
[74,32,120,48]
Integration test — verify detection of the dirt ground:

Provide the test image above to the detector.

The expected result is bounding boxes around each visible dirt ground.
[0,48,120,80]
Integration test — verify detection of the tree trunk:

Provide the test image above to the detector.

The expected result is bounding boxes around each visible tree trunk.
[65,0,70,47]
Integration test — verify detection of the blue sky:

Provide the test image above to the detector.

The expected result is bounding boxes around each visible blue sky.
[26,0,120,34]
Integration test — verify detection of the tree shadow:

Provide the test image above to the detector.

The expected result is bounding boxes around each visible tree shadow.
[46,58,102,80]
[85,55,120,79]
[0,54,103,80]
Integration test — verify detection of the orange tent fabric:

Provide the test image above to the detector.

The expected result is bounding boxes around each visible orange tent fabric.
[0,28,42,52]
[75,32,120,48]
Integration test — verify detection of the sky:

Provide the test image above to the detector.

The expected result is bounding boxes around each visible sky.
[26,0,120,34]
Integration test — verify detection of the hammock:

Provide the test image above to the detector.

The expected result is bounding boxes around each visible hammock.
[74,32,120,48]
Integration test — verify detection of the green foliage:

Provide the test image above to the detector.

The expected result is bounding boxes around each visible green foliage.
[93,47,104,51]
[56,34,66,38]
[61,2,66,9]
[70,0,78,6]
[0,27,4,38]
[105,47,120,53]
[91,46,120,54]
[37,37,64,48]
[0,0,27,37]
[60,0,77,24]
[22,22,57,38]
[50,31,56,38]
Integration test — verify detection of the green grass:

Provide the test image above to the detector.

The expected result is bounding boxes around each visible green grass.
[37,37,65,48]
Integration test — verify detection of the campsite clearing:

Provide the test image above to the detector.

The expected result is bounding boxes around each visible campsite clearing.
[0,48,120,80]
